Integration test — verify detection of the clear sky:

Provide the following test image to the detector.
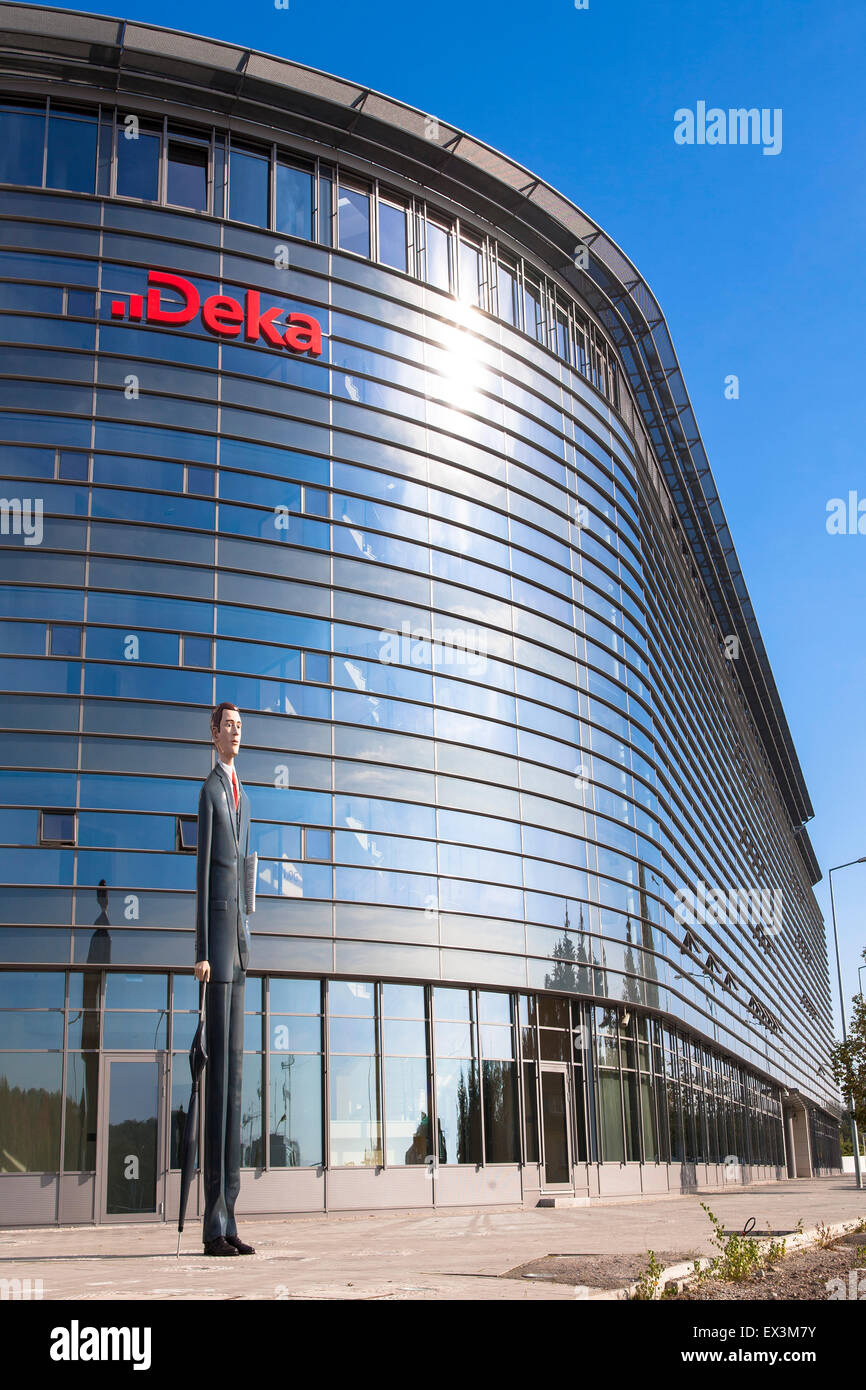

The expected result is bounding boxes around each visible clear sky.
[40,0,866,1031]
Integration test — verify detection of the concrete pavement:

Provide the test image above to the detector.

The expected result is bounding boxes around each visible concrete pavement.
[0,1176,862,1300]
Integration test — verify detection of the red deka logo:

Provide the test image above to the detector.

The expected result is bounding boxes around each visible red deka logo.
[110,269,323,356]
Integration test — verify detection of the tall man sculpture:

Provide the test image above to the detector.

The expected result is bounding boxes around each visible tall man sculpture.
[194,701,255,1256]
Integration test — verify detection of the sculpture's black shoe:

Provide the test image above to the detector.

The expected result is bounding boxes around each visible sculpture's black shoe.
[225,1234,256,1254]
[204,1236,239,1256]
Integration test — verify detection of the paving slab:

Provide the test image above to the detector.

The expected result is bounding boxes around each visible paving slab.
[0,1176,862,1300]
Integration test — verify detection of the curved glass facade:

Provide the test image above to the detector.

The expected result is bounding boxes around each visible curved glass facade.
[0,11,840,1223]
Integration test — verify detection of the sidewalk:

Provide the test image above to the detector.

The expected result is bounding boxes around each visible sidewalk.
[0,1176,862,1301]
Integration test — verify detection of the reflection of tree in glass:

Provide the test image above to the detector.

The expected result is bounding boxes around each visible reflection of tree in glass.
[106,1117,156,1213]
[638,865,660,1009]
[623,917,643,1005]
[452,1064,481,1164]
[0,1076,61,1171]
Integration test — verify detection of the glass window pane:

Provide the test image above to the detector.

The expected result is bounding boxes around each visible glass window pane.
[167,143,208,212]
[318,167,333,244]
[270,1015,321,1052]
[65,1049,99,1170]
[523,1062,539,1162]
[0,1052,62,1171]
[0,971,64,1008]
[104,974,167,1010]
[379,202,407,272]
[116,129,160,201]
[382,1018,426,1055]
[435,1058,481,1163]
[183,636,212,669]
[105,1059,158,1211]
[537,996,570,1029]
[241,1053,264,1166]
[50,625,82,657]
[169,1055,191,1169]
[329,1017,376,1054]
[483,1059,519,1162]
[269,1053,322,1165]
[329,979,375,1015]
[338,186,371,257]
[426,220,451,291]
[458,239,481,306]
[432,986,470,1022]
[384,1055,429,1164]
[0,1012,63,1048]
[230,148,269,226]
[276,162,313,239]
[46,114,97,193]
[103,1012,167,1049]
[498,260,518,326]
[330,1054,381,1165]
[524,279,543,341]
[382,983,424,1018]
[269,978,320,1015]
[0,106,45,186]
[477,991,511,1025]
[599,1069,624,1162]
[623,1068,641,1160]
[480,1023,514,1060]
[434,1021,473,1058]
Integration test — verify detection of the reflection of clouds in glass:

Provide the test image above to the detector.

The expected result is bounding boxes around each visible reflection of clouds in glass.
[343,374,360,402]
[342,660,367,691]
[259,860,303,897]
[343,816,383,865]
[343,524,377,560]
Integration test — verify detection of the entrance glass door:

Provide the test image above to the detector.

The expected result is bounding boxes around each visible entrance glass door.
[98,1053,166,1221]
[540,1065,572,1188]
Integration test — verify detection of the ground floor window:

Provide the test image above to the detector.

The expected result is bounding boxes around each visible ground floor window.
[0,968,814,1179]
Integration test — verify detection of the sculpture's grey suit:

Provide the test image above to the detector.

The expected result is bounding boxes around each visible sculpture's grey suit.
[195,762,251,1243]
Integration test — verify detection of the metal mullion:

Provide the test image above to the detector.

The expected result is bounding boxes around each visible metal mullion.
[323,978,330,1179]
[263,976,270,1169]
[514,995,527,1165]
[427,985,438,1177]
[377,980,385,1168]
[454,216,462,302]
[474,989,485,1165]
[108,106,118,200]
[58,970,69,1189]
[616,1013,629,1163]
[42,95,50,189]
[159,115,168,206]
[371,179,379,265]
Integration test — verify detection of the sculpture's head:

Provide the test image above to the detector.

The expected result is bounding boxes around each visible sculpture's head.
[211,701,242,762]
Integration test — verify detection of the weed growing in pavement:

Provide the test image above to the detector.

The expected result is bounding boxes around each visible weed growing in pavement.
[815,1221,836,1249]
[764,1227,788,1265]
[631,1250,664,1300]
[700,1203,763,1281]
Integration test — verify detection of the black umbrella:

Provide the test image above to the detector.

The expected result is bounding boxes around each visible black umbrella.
[177,981,207,1254]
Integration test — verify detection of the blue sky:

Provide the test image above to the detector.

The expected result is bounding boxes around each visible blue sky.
[45,0,866,1028]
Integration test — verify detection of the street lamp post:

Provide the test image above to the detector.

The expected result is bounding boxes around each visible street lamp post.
[828,857,865,1190]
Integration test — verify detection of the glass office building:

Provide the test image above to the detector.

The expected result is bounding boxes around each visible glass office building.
[0,6,841,1226]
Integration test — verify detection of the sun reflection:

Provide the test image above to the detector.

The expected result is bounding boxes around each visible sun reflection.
[436,304,485,412]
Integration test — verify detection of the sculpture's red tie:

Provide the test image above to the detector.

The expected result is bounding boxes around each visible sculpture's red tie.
[231,768,239,810]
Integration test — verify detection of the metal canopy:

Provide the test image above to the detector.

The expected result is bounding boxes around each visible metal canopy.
[0,2,820,882]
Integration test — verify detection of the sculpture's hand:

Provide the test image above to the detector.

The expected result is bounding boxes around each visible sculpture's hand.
[194,960,211,983]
